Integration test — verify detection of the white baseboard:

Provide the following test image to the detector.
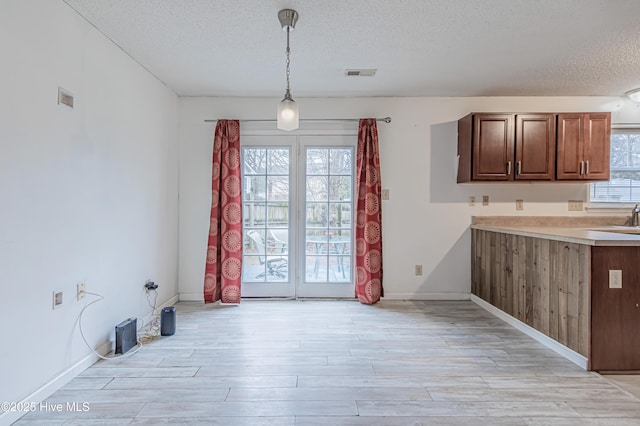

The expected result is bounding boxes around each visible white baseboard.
[179,293,204,302]
[382,292,471,301]
[161,294,180,309]
[0,340,112,425]
[1,293,181,426]
[181,292,470,302]
[470,294,588,370]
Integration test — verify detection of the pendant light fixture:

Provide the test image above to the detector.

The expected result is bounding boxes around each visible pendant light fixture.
[277,9,299,131]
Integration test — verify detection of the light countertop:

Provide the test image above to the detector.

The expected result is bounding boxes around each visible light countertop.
[471,216,640,246]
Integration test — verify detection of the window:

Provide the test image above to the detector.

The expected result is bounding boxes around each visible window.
[590,128,640,203]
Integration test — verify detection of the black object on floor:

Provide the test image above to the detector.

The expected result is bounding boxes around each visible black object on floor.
[115,318,137,354]
[161,306,176,336]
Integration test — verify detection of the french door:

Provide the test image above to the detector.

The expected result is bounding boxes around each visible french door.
[241,134,355,298]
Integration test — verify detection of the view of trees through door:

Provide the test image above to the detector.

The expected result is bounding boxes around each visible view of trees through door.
[241,135,355,298]
[242,147,290,284]
[304,148,352,283]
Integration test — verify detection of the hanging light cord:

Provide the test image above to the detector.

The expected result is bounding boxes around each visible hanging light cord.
[285,26,292,99]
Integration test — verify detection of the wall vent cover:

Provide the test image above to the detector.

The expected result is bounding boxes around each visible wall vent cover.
[345,69,377,77]
[58,87,74,108]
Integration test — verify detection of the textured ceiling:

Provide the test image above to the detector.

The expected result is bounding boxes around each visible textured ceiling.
[63,0,640,98]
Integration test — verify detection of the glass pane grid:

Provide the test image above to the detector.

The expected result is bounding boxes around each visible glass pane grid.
[591,131,640,203]
[242,147,290,283]
[305,147,353,283]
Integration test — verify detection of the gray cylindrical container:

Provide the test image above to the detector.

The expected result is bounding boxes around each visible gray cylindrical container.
[160,306,176,336]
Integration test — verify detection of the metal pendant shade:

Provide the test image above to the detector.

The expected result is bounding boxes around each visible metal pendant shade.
[277,9,299,131]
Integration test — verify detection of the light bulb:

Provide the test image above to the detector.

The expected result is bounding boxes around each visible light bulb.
[280,107,295,121]
[277,98,299,131]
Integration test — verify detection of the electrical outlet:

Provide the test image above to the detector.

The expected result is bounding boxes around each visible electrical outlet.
[568,200,584,211]
[415,264,423,276]
[381,189,390,200]
[515,199,524,210]
[482,195,489,206]
[52,291,63,309]
[145,280,158,291]
[77,282,86,300]
[468,196,476,206]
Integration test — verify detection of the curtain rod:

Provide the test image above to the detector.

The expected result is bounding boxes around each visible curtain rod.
[204,117,391,123]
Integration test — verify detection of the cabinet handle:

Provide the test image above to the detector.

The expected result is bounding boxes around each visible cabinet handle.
[586,160,590,175]
[580,161,585,175]
[516,161,522,175]
[507,161,512,176]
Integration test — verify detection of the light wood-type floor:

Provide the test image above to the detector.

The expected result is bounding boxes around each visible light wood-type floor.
[15,300,640,425]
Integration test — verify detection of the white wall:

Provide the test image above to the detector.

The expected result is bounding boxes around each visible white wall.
[0,0,179,414]
[178,96,638,300]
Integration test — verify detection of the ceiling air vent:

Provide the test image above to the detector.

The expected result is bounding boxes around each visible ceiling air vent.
[345,69,377,77]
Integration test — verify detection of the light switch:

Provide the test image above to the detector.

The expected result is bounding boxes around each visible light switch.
[609,270,622,289]
[381,189,389,200]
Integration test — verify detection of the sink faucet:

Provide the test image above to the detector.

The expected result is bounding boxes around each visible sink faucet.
[631,204,640,227]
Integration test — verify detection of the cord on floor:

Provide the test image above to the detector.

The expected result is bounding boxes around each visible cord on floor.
[78,289,161,360]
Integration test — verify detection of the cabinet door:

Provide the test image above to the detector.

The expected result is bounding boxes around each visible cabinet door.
[556,114,584,179]
[515,114,555,180]
[583,113,610,180]
[591,246,640,371]
[472,114,514,181]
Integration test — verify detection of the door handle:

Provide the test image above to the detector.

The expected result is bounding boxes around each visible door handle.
[580,161,584,175]
[516,161,522,175]
[586,160,590,175]
[507,161,512,176]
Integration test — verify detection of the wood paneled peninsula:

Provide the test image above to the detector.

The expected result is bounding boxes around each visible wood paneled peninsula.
[471,216,640,371]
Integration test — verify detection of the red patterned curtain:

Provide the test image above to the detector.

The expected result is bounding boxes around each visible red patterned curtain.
[204,120,243,304]
[355,119,384,304]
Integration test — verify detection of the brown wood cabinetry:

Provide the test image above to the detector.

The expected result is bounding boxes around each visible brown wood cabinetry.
[515,114,556,180]
[469,113,513,181]
[458,112,609,183]
[556,113,611,180]
[590,246,640,371]
[458,113,556,182]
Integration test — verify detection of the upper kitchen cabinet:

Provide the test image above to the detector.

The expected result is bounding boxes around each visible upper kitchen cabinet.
[457,113,555,182]
[556,113,611,180]
[515,114,556,180]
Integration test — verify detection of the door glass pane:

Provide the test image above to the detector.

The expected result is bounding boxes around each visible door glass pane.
[306,203,328,228]
[329,149,353,174]
[329,176,351,201]
[307,149,328,175]
[267,176,289,201]
[329,203,351,229]
[243,147,290,283]
[306,176,328,201]
[268,149,290,174]
[305,148,353,283]
[243,148,267,174]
